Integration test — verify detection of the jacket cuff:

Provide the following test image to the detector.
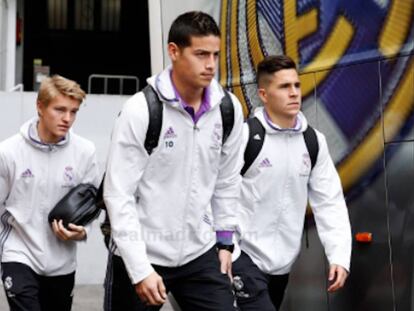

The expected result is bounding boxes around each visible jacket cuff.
[216,230,233,245]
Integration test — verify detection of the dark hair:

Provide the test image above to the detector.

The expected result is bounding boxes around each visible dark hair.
[168,11,220,47]
[257,55,297,87]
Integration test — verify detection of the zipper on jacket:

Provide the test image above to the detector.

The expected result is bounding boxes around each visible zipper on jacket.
[176,121,199,265]
[43,151,52,269]
[169,103,199,263]
[279,135,290,222]
[170,103,218,264]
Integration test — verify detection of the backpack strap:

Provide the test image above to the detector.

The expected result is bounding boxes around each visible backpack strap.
[302,125,319,248]
[143,85,163,155]
[241,117,265,176]
[219,90,234,145]
[97,85,163,209]
[98,85,164,247]
[100,87,234,245]
[302,125,319,169]
[145,86,233,151]
[241,119,320,176]
[100,87,234,202]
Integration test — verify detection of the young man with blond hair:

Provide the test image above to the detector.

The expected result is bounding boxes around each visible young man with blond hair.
[0,75,98,311]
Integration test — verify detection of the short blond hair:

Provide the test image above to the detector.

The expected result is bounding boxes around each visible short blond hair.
[37,75,86,106]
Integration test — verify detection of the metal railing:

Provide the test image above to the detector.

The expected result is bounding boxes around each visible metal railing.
[88,74,139,95]
[8,83,23,92]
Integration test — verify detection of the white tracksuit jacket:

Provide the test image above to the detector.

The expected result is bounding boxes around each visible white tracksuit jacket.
[103,67,244,284]
[0,118,99,276]
[238,108,352,275]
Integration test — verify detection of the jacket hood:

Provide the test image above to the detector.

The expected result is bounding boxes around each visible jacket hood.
[146,65,225,109]
[20,118,69,152]
[253,107,309,134]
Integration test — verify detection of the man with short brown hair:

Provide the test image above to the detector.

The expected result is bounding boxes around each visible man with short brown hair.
[233,55,352,310]
[103,11,244,311]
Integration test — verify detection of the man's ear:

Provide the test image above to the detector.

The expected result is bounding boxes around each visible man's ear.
[168,42,180,61]
[37,100,43,117]
[257,88,267,104]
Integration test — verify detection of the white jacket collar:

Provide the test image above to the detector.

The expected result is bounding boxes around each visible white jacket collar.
[20,117,69,152]
[254,107,309,134]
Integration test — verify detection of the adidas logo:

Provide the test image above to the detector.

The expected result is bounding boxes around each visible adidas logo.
[164,126,177,139]
[21,169,34,178]
[258,158,272,168]
[253,134,262,140]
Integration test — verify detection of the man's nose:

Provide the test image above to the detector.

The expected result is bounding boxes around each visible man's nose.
[290,86,299,96]
[62,111,71,122]
[206,55,216,70]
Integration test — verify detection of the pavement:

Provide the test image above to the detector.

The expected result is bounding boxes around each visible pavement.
[0,285,175,311]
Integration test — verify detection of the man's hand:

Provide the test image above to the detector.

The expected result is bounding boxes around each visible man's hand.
[135,272,167,306]
[327,264,348,292]
[218,249,233,281]
[52,219,86,241]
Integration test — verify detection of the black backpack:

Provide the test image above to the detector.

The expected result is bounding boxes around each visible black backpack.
[98,85,235,245]
[241,116,319,175]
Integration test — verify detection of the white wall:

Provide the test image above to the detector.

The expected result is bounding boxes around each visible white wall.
[0,0,8,89]
[0,0,16,91]
[0,91,128,284]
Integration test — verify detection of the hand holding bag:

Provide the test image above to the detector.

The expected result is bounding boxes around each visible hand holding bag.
[48,183,101,228]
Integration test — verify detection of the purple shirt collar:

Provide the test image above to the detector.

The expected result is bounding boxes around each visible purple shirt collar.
[263,109,301,132]
[170,71,211,123]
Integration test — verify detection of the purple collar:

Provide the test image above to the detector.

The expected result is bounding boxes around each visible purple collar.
[171,72,211,123]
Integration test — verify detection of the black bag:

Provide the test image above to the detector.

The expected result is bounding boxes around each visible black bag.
[48,183,101,228]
